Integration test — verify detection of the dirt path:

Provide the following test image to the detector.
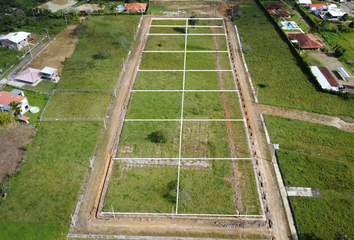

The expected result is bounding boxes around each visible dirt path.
[224,19,291,239]
[258,104,354,132]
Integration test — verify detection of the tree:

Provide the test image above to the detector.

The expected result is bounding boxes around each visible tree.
[96,49,109,59]
[10,101,21,117]
[349,21,354,29]
[188,15,199,29]
[148,128,172,143]
[335,47,347,57]
[342,14,350,21]
[98,1,105,9]
[16,9,26,22]
[321,20,331,30]
[0,111,14,125]
[54,9,67,18]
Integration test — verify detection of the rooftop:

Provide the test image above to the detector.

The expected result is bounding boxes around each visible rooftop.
[288,33,322,49]
[264,3,284,10]
[310,66,338,91]
[318,67,339,87]
[0,91,25,105]
[125,3,147,12]
[0,32,31,43]
[15,68,41,84]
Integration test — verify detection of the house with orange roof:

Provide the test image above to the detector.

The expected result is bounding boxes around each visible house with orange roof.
[0,91,29,114]
[287,33,323,49]
[124,3,147,13]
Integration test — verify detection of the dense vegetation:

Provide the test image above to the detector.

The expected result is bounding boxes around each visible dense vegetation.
[235,3,354,117]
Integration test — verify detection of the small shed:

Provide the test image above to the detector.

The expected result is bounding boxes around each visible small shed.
[310,66,339,91]
[338,67,350,79]
[19,116,30,123]
[40,67,57,81]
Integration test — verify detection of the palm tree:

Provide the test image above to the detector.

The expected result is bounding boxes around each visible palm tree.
[10,101,21,117]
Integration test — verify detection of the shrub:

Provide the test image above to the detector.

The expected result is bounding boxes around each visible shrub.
[0,112,14,125]
[335,47,347,57]
[148,128,172,143]
[96,49,109,59]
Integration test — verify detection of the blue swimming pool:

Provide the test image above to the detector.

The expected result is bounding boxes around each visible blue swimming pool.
[116,6,125,10]
[286,22,295,29]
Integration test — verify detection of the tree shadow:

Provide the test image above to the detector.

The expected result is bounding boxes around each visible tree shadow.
[173,27,185,34]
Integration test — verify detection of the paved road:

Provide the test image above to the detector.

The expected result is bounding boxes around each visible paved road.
[7,42,46,79]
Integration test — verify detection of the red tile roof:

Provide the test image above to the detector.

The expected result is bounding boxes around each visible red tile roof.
[268,10,291,18]
[0,91,25,105]
[125,3,147,12]
[288,33,323,49]
[318,67,339,87]
[19,116,30,121]
[310,4,326,7]
[264,3,284,10]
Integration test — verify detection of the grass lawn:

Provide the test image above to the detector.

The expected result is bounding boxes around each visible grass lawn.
[151,20,186,25]
[181,121,230,158]
[184,71,235,90]
[0,122,101,239]
[236,3,354,117]
[139,52,184,70]
[117,121,180,158]
[133,71,183,90]
[187,35,215,51]
[264,115,354,165]
[290,197,354,240]
[57,15,140,90]
[186,52,216,70]
[0,48,22,70]
[44,92,112,119]
[126,92,182,119]
[187,27,213,34]
[2,86,49,126]
[277,149,354,192]
[22,80,56,95]
[103,163,178,213]
[145,35,185,51]
[179,160,236,214]
[183,92,224,119]
[149,27,186,34]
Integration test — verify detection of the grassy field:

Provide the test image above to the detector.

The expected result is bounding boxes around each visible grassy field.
[184,71,235,90]
[140,52,184,70]
[290,197,354,240]
[117,121,180,158]
[265,115,354,239]
[133,71,183,90]
[145,35,185,51]
[44,92,112,119]
[0,122,102,239]
[22,80,56,95]
[57,15,141,90]
[0,48,22,71]
[236,3,354,118]
[322,30,354,66]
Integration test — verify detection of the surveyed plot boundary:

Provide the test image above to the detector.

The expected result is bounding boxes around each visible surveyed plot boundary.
[100,18,265,220]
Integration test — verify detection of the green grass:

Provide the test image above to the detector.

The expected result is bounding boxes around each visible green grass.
[184,71,235,90]
[264,115,354,164]
[44,92,112,119]
[186,52,216,70]
[179,160,236,214]
[0,122,101,237]
[126,92,182,119]
[117,121,180,158]
[151,20,186,25]
[277,149,354,191]
[2,86,49,126]
[133,71,183,90]
[287,13,311,33]
[22,80,56,95]
[181,121,230,158]
[103,163,178,213]
[0,48,22,70]
[145,35,185,51]
[140,52,184,70]
[187,27,213,34]
[187,35,215,51]
[149,27,186,34]
[236,3,354,117]
[57,15,141,90]
[290,197,354,240]
[183,92,225,119]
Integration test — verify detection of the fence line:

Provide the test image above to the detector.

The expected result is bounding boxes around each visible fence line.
[41,117,105,122]
[39,89,56,122]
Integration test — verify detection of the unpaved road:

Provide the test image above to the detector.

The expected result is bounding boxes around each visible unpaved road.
[258,104,354,132]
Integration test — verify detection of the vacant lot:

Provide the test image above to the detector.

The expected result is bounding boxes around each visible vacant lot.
[28,23,79,73]
[265,115,354,239]
[105,18,259,216]
[236,3,354,117]
[0,123,35,181]
[0,48,22,71]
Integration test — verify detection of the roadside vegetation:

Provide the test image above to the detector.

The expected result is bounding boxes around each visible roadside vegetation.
[265,115,354,239]
[235,3,354,118]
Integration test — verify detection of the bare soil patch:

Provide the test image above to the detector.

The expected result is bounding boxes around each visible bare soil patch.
[76,4,104,11]
[28,24,79,73]
[0,123,35,181]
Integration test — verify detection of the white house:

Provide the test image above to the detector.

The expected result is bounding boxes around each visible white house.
[315,3,346,19]
[0,32,33,50]
[297,0,312,6]
[0,91,29,114]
